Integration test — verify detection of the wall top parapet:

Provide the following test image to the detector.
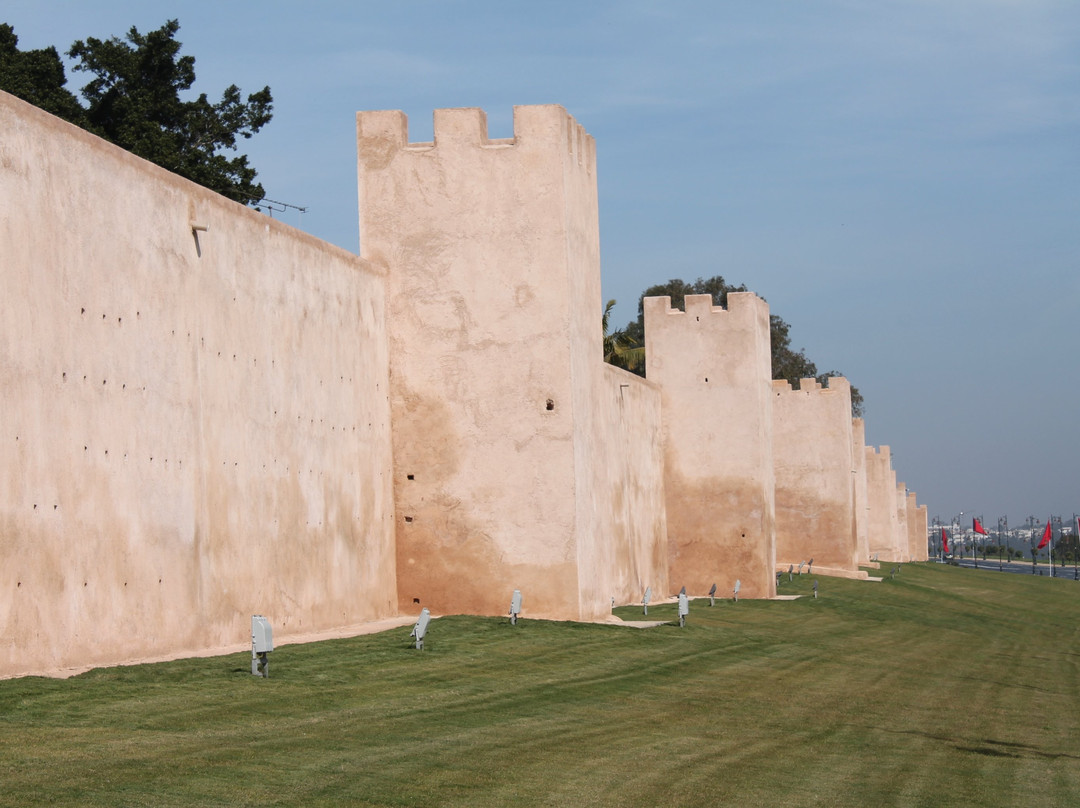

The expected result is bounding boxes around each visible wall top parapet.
[357,104,595,172]
[642,291,768,324]
[771,375,851,396]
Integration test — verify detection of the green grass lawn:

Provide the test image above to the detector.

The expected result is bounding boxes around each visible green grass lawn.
[2,564,1078,807]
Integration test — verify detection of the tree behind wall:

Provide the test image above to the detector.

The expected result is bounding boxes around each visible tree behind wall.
[0,20,272,204]
[611,276,864,417]
[0,24,86,123]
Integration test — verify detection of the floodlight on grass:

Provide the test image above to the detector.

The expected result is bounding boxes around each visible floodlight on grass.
[251,615,272,678]
[808,558,814,574]
[813,579,819,599]
[411,608,431,650]
[708,582,717,607]
[678,593,689,627]
[509,589,522,625]
[642,586,652,616]
[733,579,741,603]
[798,561,806,575]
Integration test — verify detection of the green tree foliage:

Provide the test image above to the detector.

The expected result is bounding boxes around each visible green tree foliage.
[603,299,645,372]
[0,24,85,122]
[610,276,864,417]
[1,20,272,204]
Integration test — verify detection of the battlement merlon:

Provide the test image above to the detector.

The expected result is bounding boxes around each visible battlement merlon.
[867,444,892,463]
[642,291,769,325]
[356,105,596,171]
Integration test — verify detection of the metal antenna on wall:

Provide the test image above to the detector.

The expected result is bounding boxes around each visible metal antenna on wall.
[253,197,308,218]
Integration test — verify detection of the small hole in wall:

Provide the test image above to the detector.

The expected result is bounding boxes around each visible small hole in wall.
[413,597,420,604]
[696,316,700,321]
[404,516,413,523]
[407,474,415,480]
[80,308,85,315]
[741,533,746,538]
[546,399,555,411]
[705,377,709,383]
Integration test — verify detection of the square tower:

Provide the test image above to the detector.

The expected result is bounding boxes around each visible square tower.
[357,106,663,619]
[643,293,776,598]
[772,377,859,572]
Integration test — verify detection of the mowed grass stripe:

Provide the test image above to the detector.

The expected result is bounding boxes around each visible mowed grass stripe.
[1,563,1078,806]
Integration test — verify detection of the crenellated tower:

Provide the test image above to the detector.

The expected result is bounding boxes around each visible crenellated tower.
[357,105,666,620]
[643,292,776,598]
[771,377,860,573]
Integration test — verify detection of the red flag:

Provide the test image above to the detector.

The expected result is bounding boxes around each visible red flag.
[1037,519,1052,550]
[973,517,988,536]
[941,527,949,553]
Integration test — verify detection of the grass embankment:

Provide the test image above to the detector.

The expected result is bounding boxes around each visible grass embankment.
[1,564,1078,807]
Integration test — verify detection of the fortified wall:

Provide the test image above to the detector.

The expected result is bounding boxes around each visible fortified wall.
[0,92,397,677]
[643,293,776,599]
[772,378,859,574]
[1,92,929,678]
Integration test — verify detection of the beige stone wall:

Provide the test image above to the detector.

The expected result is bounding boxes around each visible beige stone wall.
[772,377,859,572]
[895,483,911,563]
[914,505,929,561]
[644,293,776,599]
[851,418,871,563]
[357,106,667,620]
[906,495,928,561]
[866,445,902,561]
[0,92,396,677]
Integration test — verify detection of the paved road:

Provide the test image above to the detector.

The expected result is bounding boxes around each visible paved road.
[943,558,1080,579]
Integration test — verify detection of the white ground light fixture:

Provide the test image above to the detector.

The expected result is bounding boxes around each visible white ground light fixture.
[251,615,272,677]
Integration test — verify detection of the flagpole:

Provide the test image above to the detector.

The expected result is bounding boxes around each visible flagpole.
[997,514,1006,566]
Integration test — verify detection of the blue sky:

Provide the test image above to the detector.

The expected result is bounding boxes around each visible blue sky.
[6,1,1078,527]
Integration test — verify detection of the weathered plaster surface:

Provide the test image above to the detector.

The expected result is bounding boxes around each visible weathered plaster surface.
[772,377,859,572]
[644,293,776,599]
[0,92,396,677]
[851,418,871,563]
